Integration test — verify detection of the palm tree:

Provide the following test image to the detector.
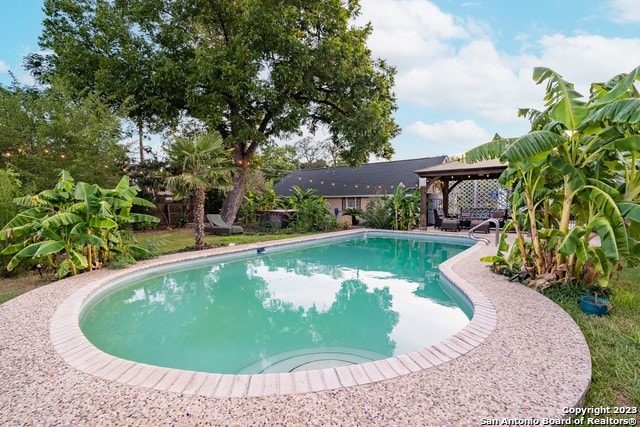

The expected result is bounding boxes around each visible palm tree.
[166,133,235,250]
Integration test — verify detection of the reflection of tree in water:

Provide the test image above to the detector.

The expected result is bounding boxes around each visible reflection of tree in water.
[307,279,398,356]
[259,237,470,284]
[85,261,399,373]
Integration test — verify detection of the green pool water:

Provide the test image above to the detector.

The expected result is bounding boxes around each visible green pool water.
[80,234,473,374]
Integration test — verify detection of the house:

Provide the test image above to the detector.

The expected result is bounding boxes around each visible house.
[274,156,448,216]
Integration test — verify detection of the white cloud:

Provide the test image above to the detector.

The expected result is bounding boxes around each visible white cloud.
[352,0,640,160]
[0,59,9,73]
[359,0,640,128]
[395,39,544,122]
[608,0,640,23]
[406,119,492,156]
[357,0,475,66]
[536,34,640,95]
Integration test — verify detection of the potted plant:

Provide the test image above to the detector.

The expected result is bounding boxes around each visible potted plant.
[342,208,363,226]
[579,292,612,316]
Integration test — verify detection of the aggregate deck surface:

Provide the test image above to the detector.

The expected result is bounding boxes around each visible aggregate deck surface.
[0,229,591,426]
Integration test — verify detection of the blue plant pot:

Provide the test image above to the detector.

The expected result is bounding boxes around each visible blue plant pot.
[579,295,611,316]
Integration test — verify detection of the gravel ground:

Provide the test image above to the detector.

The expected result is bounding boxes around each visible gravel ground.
[0,230,590,426]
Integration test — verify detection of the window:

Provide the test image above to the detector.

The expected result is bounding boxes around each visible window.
[342,197,361,210]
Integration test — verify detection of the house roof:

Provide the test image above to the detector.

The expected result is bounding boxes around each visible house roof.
[274,156,448,197]
[415,158,507,180]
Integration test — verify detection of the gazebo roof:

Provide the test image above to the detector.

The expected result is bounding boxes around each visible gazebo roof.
[415,158,507,180]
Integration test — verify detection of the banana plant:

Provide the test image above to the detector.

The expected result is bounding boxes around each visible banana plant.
[0,170,159,278]
[385,184,420,230]
[466,65,640,288]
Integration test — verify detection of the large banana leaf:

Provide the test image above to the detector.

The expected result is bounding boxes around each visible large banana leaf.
[557,226,589,263]
[75,234,107,248]
[589,65,640,106]
[533,67,588,130]
[89,216,118,229]
[503,131,565,163]
[74,182,100,213]
[584,98,640,126]
[617,202,640,222]
[6,240,64,271]
[33,240,66,257]
[593,188,628,257]
[592,217,622,260]
[127,213,161,224]
[132,196,156,208]
[41,212,83,229]
[6,243,40,270]
[464,135,508,163]
[1,207,48,231]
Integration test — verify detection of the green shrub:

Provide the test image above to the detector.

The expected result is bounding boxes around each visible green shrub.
[362,197,391,229]
[285,186,335,232]
[0,169,22,229]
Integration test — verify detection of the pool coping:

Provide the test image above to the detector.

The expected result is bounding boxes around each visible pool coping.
[49,229,495,397]
[1,228,592,424]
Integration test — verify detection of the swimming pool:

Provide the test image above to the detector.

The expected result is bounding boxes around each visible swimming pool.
[80,233,474,375]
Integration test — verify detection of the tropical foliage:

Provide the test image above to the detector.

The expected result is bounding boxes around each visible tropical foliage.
[284,186,336,232]
[361,185,420,231]
[0,171,159,279]
[166,133,235,250]
[240,185,336,232]
[466,65,640,289]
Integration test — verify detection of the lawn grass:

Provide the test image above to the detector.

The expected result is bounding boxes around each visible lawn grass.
[1,230,639,409]
[133,227,308,254]
[543,265,640,408]
[0,227,308,303]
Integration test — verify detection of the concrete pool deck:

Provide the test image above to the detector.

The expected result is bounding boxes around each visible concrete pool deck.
[0,229,591,425]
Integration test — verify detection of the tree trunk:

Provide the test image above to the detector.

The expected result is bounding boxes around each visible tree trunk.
[220,145,257,224]
[220,162,248,224]
[138,116,145,163]
[194,187,206,250]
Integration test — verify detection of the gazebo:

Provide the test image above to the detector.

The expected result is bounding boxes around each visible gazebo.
[414,158,508,229]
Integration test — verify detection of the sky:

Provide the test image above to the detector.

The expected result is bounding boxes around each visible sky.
[1,0,640,160]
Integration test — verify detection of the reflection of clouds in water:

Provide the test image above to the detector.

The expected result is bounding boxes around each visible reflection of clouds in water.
[124,287,146,304]
[251,264,353,312]
[341,270,468,355]
[250,264,466,354]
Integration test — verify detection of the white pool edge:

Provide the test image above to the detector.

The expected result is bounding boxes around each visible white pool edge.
[50,229,496,398]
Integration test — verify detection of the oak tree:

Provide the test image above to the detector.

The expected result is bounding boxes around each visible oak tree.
[35,0,400,223]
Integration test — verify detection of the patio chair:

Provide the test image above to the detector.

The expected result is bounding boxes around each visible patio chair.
[207,214,244,235]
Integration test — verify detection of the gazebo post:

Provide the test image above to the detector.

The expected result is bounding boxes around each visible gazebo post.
[442,179,450,217]
[419,179,434,229]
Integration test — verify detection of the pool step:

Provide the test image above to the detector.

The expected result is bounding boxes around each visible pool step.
[237,347,388,374]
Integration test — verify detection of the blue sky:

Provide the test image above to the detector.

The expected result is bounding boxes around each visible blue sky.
[2,0,639,160]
